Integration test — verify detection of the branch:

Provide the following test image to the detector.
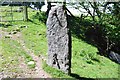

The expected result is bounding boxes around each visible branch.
[65,7,74,17]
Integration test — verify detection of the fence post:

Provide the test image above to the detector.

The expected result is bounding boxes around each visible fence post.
[23,2,28,21]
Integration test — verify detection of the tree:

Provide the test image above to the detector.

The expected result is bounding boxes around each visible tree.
[68,1,120,55]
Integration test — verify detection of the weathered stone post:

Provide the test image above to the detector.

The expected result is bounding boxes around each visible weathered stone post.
[46,5,71,74]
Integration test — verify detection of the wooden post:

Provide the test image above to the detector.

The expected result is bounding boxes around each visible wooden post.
[11,6,13,21]
[23,2,28,21]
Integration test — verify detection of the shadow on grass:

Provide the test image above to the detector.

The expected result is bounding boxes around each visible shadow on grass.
[70,73,94,80]
[0,23,12,28]
[67,15,98,48]
[28,19,41,25]
[67,15,120,64]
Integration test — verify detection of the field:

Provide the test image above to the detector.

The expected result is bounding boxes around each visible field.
[0,6,120,79]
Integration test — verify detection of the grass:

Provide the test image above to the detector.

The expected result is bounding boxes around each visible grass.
[0,6,120,79]
[0,34,35,69]
[0,33,36,78]
[42,60,73,79]
[0,38,20,73]
[21,21,47,56]
[0,38,26,75]
[0,6,24,21]
[72,37,119,78]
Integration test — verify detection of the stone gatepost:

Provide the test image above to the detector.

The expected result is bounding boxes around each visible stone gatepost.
[46,5,71,74]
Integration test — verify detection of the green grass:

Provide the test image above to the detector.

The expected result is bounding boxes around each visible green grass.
[0,6,23,21]
[2,21,48,56]
[0,6,36,21]
[0,6,120,79]
[0,38,20,73]
[0,36,35,69]
[42,60,73,79]
[0,38,27,74]
[72,37,119,78]
[21,21,47,56]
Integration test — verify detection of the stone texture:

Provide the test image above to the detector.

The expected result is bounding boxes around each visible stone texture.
[46,5,71,74]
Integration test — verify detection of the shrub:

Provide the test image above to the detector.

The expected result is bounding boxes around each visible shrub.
[32,11,47,23]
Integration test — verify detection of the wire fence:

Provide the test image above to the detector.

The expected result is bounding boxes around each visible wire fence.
[0,5,24,22]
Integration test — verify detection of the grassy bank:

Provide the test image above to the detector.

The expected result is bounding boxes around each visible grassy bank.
[0,6,119,79]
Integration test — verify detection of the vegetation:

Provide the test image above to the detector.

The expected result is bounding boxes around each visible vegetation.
[69,2,120,55]
[0,3,120,79]
[43,61,72,79]
[0,34,35,68]
[0,38,36,78]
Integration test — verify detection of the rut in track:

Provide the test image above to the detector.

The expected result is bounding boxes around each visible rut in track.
[0,30,51,78]
[11,32,51,78]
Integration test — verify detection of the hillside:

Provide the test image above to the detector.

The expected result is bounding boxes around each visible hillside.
[0,7,119,79]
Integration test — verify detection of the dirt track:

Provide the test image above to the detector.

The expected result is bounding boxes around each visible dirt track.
[0,30,51,79]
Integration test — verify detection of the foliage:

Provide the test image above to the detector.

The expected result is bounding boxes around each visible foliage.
[31,11,47,23]
[70,2,120,54]
[29,2,45,10]
[100,2,120,53]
